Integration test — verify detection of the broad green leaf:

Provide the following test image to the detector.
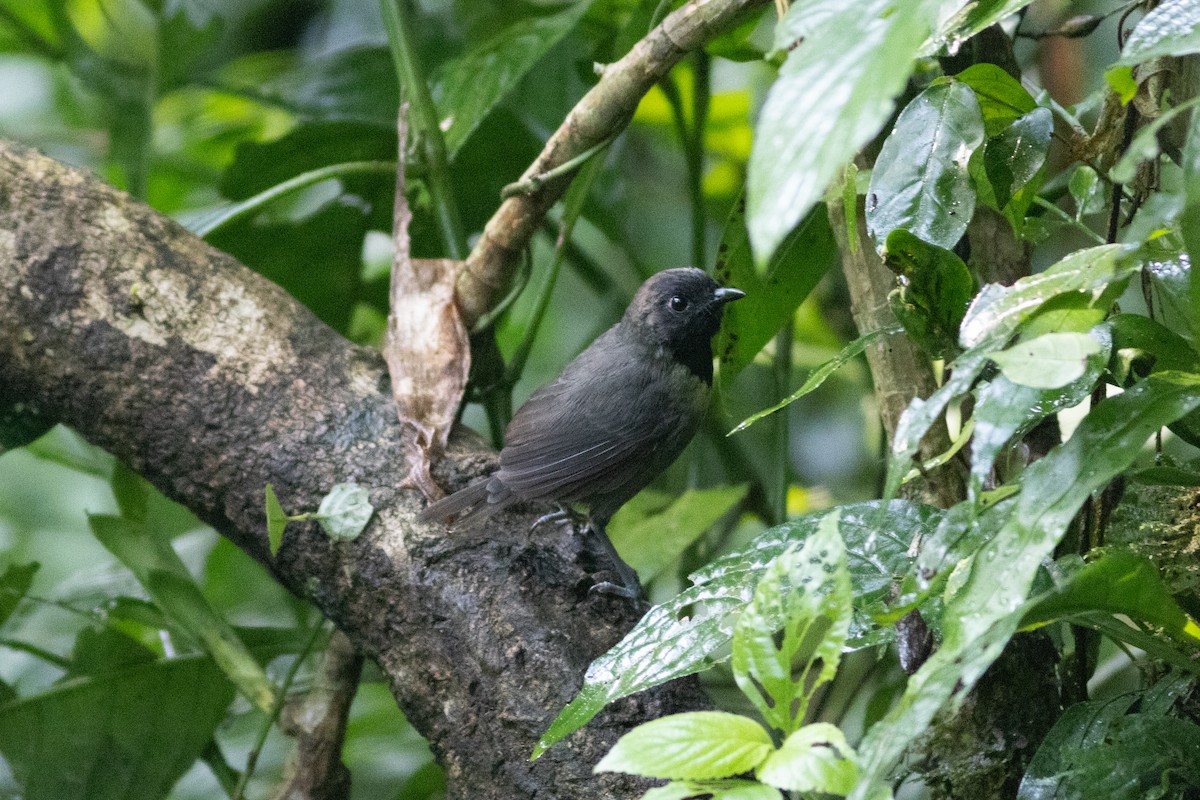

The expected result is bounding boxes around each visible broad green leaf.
[747,0,939,264]
[959,243,1138,349]
[0,562,38,629]
[867,81,985,250]
[851,372,1200,799]
[1023,712,1200,799]
[757,723,858,794]
[914,497,1009,585]
[929,1,1038,56]
[609,485,748,583]
[953,63,1036,137]
[432,1,591,158]
[883,230,976,358]
[1017,694,1140,800]
[316,482,374,541]
[1110,97,1200,185]
[989,331,1104,389]
[0,654,235,800]
[534,501,940,757]
[732,513,851,736]
[981,107,1052,223]
[594,711,772,780]
[88,515,277,712]
[729,325,903,434]
[65,626,156,678]
[1068,165,1105,218]
[1181,97,1200,346]
[715,197,837,379]
[1021,550,1200,642]
[1116,0,1200,66]
[265,484,287,557]
[645,780,782,800]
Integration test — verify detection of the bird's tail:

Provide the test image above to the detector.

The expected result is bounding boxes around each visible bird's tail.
[419,477,511,526]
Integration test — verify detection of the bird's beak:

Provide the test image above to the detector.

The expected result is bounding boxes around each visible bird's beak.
[714,287,745,304]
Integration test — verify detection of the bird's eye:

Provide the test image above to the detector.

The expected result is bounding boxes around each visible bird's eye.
[668,295,688,312]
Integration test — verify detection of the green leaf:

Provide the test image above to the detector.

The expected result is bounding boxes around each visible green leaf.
[88,515,277,712]
[0,654,235,800]
[238,45,398,126]
[756,723,858,794]
[1181,92,1200,346]
[265,484,287,557]
[645,780,782,800]
[715,197,837,379]
[1105,65,1138,104]
[747,0,939,263]
[609,485,748,583]
[1021,550,1200,642]
[851,372,1200,800]
[594,711,772,780]
[867,81,985,250]
[534,501,939,758]
[930,1,1038,56]
[1116,0,1200,66]
[883,230,976,358]
[989,331,1104,389]
[65,626,156,678]
[729,325,902,434]
[1068,164,1105,218]
[954,63,1037,137]
[316,482,373,541]
[0,562,39,629]
[1017,693,1140,799]
[982,107,1052,222]
[732,513,851,736]
[432,1,591,158]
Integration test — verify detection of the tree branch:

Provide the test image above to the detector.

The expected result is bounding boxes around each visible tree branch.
[0,139,705,799]
[457,0,770,327]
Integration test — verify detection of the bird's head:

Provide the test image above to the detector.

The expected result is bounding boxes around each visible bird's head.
[625,267,744,352]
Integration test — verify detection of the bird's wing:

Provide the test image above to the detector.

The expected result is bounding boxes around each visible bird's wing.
[496,331,680,504]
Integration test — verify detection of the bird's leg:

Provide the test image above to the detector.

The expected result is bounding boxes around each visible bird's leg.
[585,519,642,600]
[531,504,582,531]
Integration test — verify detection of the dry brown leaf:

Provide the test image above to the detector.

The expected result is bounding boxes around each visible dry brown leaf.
[383,108,470,500]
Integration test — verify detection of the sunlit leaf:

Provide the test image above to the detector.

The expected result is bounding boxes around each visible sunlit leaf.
[989,331,1104,389]
[316,482,374,541]
[594,711,772,780]
[757,723,858,794]
[748,0,939,263]
[1117,0,1200,65]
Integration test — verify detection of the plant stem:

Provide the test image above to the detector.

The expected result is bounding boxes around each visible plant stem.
[771,320,793,524]
[381,0,465,259]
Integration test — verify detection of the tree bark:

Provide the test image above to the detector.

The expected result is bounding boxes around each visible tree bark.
[0,139,705,799]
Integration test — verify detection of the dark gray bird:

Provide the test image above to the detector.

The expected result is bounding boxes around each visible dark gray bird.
[421,267,744,597]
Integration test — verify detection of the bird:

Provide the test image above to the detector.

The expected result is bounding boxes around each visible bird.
[421,267,744,597]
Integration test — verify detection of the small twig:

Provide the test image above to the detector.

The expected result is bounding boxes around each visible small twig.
[500,137,615,199]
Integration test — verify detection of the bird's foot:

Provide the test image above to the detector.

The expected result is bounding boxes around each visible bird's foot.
[589,579,641,600]
[531,505,582,531]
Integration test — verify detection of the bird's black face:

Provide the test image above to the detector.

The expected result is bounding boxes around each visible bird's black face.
[625,268,744,378]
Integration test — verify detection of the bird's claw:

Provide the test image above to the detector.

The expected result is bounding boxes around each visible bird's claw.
[588,580,645,605]
[531,505,580,531]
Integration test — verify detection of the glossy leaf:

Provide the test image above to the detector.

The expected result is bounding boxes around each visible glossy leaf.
[432,1,590,158]
[748,0,939,264]
[1017,694,1140,800]
[929,1,1039,56]
[88,515,277,712]
[594,711,772,780]
[0,654,234,800]
[1021,550,1200,641]
[0,562,38,628]
[732,513,851,736]
[954,63,1037,136]
[1116,0,1200,66]
[867,81,985,250]
[715,197,837,379]
[1068,164,1105,218]
[316,482,374,541]
[757,723,858,794]
[980,107,1052,223]
[1181,91,1200,346]
[989,331,1104,389]
[239,45,398,126]
[851,373,1200,799]
[535,501,940,758]
[883,230,976,358]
